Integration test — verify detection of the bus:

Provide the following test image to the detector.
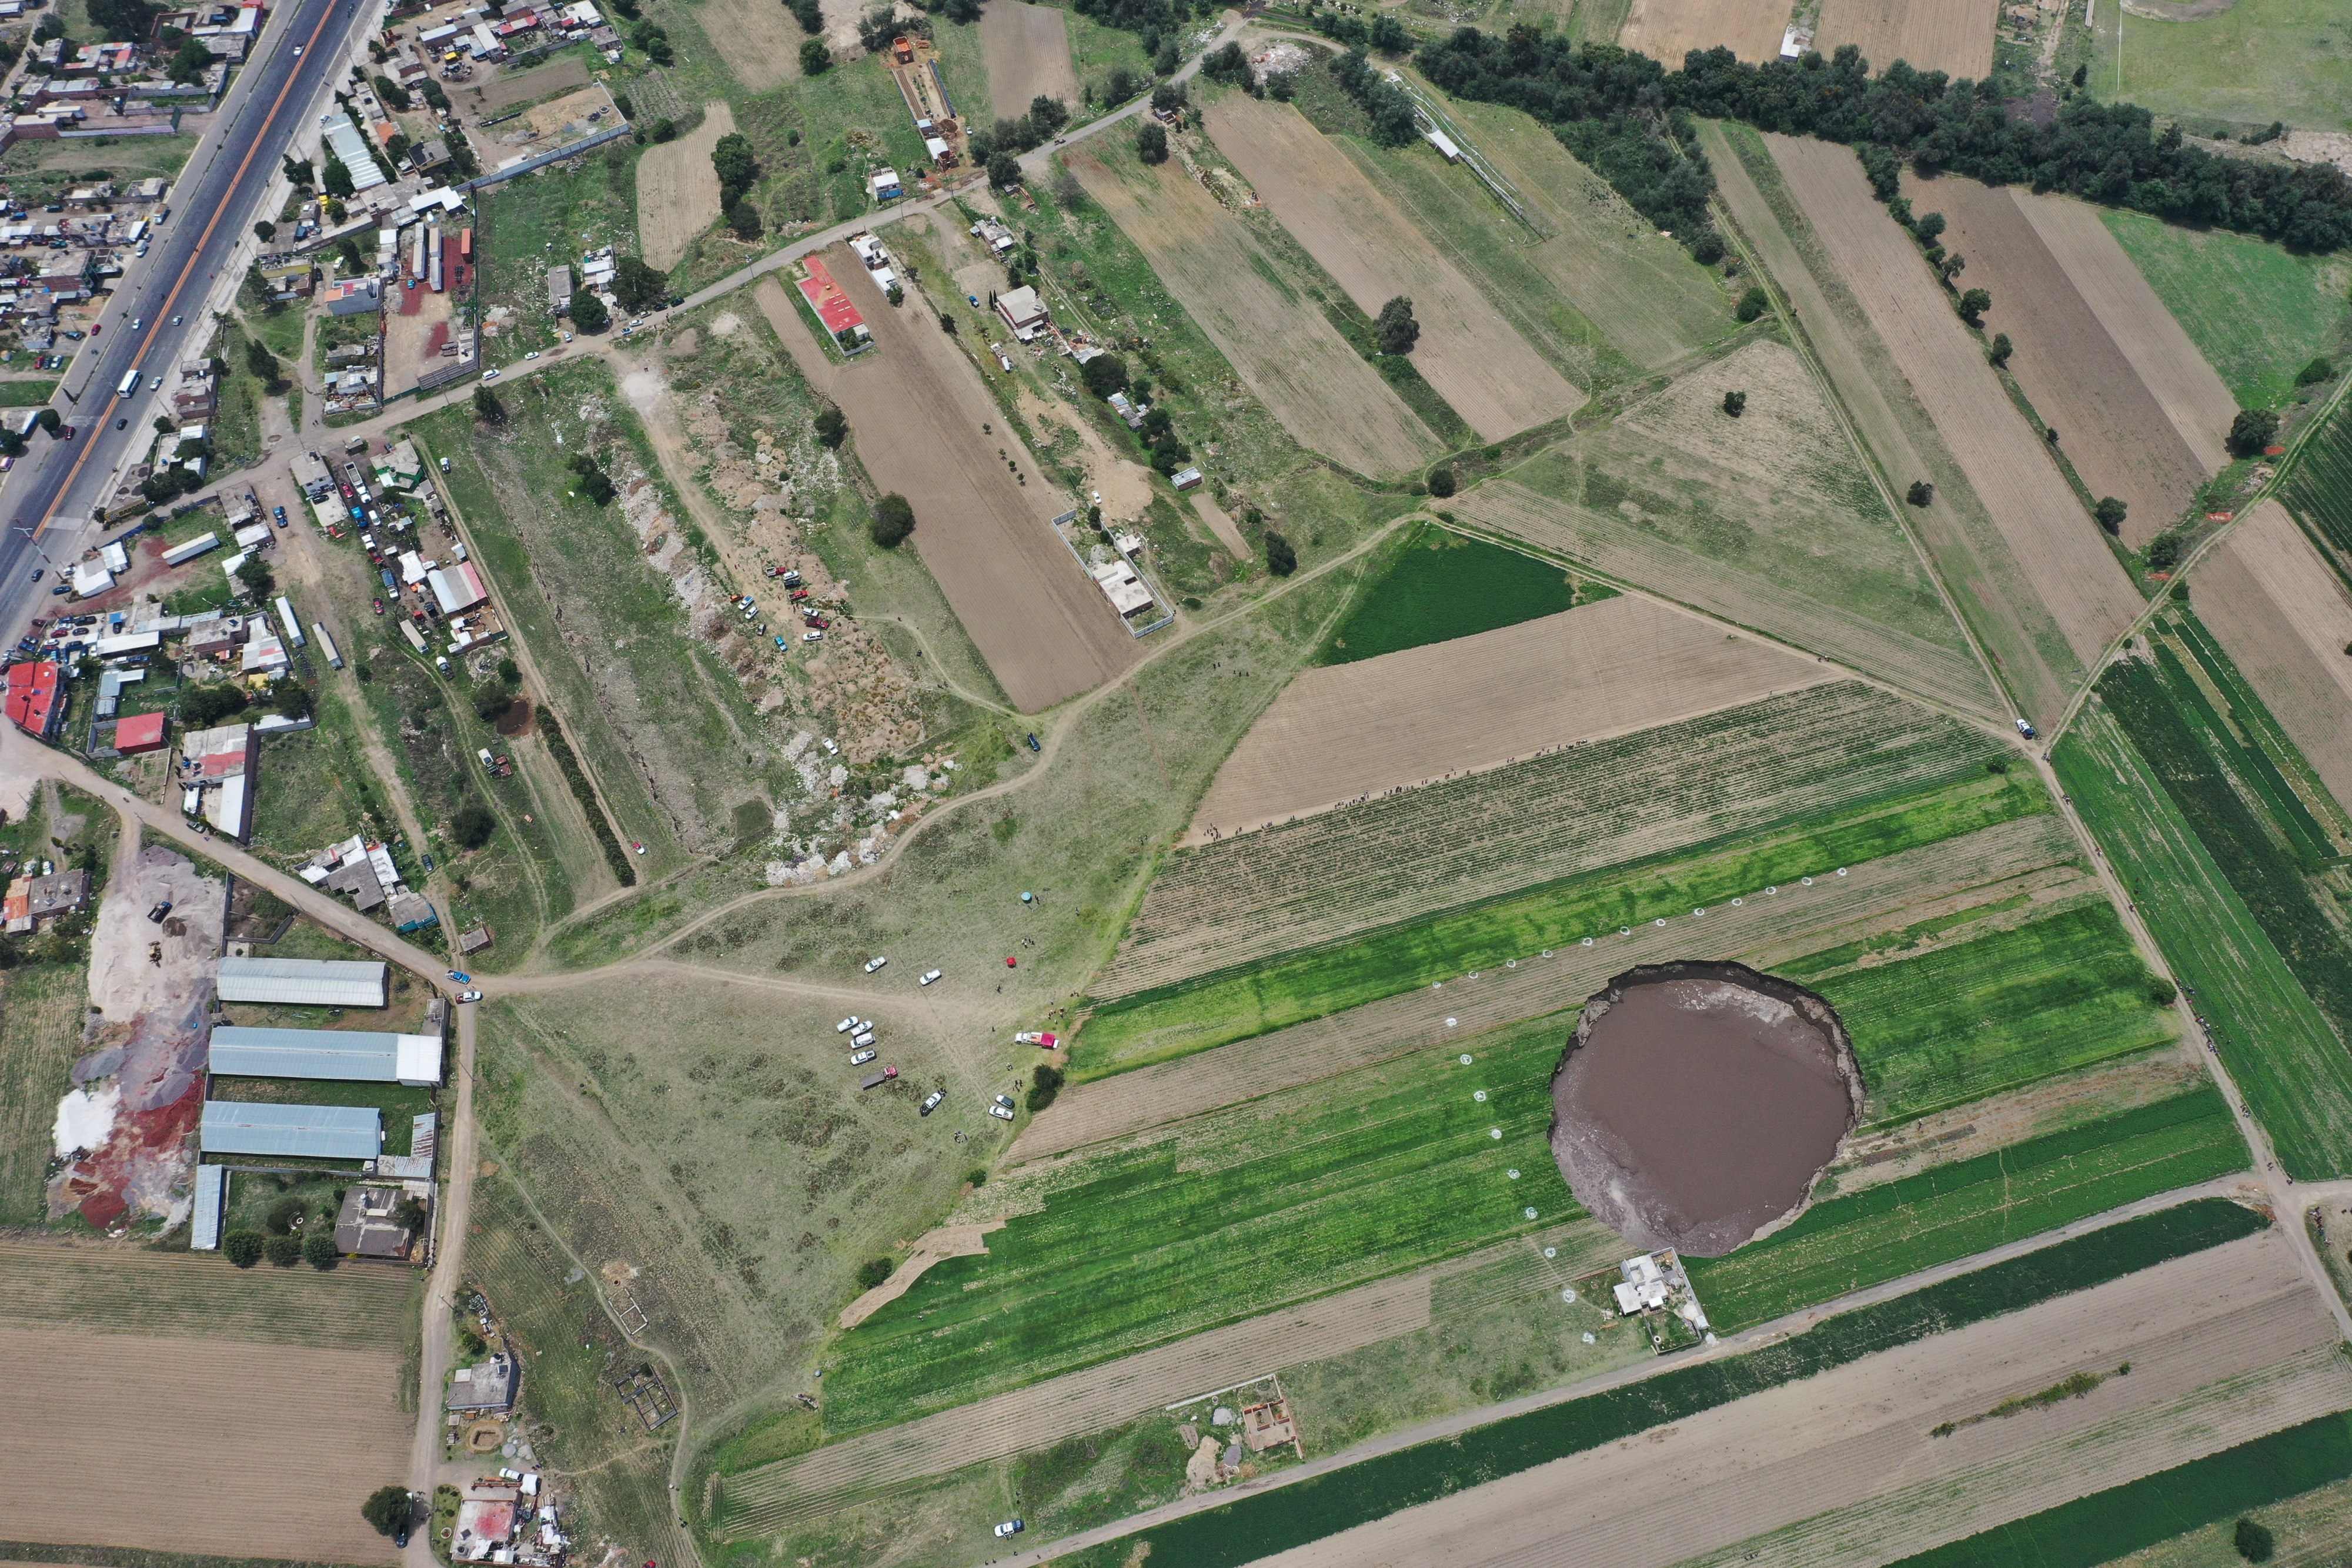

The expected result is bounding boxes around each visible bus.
[116,367,141,399]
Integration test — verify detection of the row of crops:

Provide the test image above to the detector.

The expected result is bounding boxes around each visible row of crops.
[2284,392,2352,557]
[1101,681,1999,999]
[2057,620,2352,1178]
[1081,764,2050,1078]
[1058,1199,2269,1568]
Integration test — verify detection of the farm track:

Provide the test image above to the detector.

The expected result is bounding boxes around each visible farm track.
[1018,812,2078,1161]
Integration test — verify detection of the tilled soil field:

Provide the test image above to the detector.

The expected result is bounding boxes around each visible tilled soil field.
[1618,0,1792,62]
[1205,95,1583,442]
[1902,173,2210,548]
[636,102,734,269]
[1185,595,1830,845]
[1771,134,2144,668]
[1025,813,2076,1159]
[697,0,806,92]
[1264,1232,2350,1568]
[1813,0,1995,77]
[978,0,1078,121]
[759,266,1143,711]
[1,1323,408,1561]
[2196,501,2352,813]
[1067,148,1441,478]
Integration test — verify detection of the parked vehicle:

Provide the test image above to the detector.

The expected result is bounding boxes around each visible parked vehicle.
[863,955,888,974]
[859,1067,898,1091]
[458,990,483,1002]
[146,900,172,922]
[2015,717,2037,740]
[920,1089,945,1115]
[1014,1031,1058,1048]
[804,614,830,630]
[1025,733,1041,753]
[372,597,385,614]
[802,630,823,643]
[851,1030,875,1049]
[988,1102,1016,1122]
[919,968,942,986]
[850,1048,877,1066]
[836,1016,860,1034]
[448,970,472,984]
[994,1520,1024,1538]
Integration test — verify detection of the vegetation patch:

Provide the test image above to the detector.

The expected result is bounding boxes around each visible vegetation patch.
[2284,390,2352,558]
[2100,209,2352,410]
[1316,521,1582,663]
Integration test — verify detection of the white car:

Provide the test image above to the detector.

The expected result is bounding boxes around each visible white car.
[803,630,824,643]
[835,1016,859,1034]
[994,1519,1024,1539]
[482,368,500,382]
[821,737,838,756]
[129,316,142,329]
[920,1089,946,1116]
[458,989,483,1003]
[850,1048,877,1066]
[524,350,540,360]
[170,314,182,326]
[561,330,574,342]
[864,955,888,974]
[920,968,942,986]
[988,1102,1016,1122]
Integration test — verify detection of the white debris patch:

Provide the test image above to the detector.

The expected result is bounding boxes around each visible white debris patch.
[54,1082,121,1156]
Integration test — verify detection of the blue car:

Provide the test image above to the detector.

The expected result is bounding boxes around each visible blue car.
[447,970,472,984]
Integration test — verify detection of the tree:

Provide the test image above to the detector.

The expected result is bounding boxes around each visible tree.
[2234,1518,2275,1564]
[786,0,823,32]
[1989,332,2013,367]
[1911,210,1946,244]
[274,681,315,720]
[322,152,355,199]
[711,131,759,207]
[1906,480,1934,507]
[35,407,61,437]
[2146,530,2185,571]
[2147,975,2177,1006]
[855,1256,893,1289]
[372,73,411,111]
[569,289,610,333]
[303,1229,339,1269]
[0,429,22,459]
[473,385,506,426]
[987,151,1021,190]
[1265,529,1297,576]
[800,36,831,73]
[182,683,250,726]
[245,336,283,392]
[1375,295,1419,356]
[1722,389,1746,417]
[235,555,274,600]
[1135,121,1168,165]
[2093,496,2128,534]
[2070,62,2087,86]
[88,0,156,41]
[451,801,497,850]
[814,403,848,449]
[222,1230,265,1268]
[1026,1062,1065,1112]
[570,453,616,506]
[870,493,916,549]
[2227,407,2281,456]
[1081,353,1129,399]
[1151,81,1187,114]
[1735,286,1768,322]
[2300,356,2336,386]
[1956,287,1992,326]
[252,218,276,243]
[264,1233,302,1266]
[336,236,364,275]
[1426,465,1456,497]
[1030,95,1070,136]
[361,1486,412,1538]
[728,199,764,240]
[612,255,669,314]
[647,117,677,143]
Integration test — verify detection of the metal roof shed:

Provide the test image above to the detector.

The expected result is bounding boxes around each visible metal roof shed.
[200,1101,382,1160]
[209,1025,443,1085]
[191,1164,226,1249]
[216,955,390,1009]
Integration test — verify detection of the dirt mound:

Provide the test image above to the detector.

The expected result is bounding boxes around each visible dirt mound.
[1551,962,1863,1257]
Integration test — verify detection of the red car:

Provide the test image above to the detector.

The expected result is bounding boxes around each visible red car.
[371,597,385,614]
[788,587,810,601]
[804,614,830,630]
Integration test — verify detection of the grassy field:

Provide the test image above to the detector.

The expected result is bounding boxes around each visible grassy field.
[0,132,200,199]
[1886,1410,2352,1568]
[820,1014,1576,1435]
[248,678,383,870]
[2285,389,2352,556]
[0,377,58,407]
[0,1231,419,1347]
[1063,1198,2268,1568]
[2101,209,2352,409]
[477,144,640,362]
[2055,704,2352,1178]
[2093,0,2352,132]
[0,961,88,1228]
[1316,521,1585,663]
[1683,1084,2249,1331]
[1081,765,2049,1076]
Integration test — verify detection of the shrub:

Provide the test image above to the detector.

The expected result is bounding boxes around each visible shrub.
[1722,390,1746,417]
[1081,353,1130,398]
[303,1230,339,1269]
[965,1167,988,1188]
[451,801,496,850]
[1026,1063,1065,1112]
[1375,295,1418,355]
[2093,496,2128,534]
[856,1256,893,1289]
[2236,1517,2275,1563]
[800,36,831,72]
[2227,407,2281,457]
[266,1195,306,1235]
[1735,286,1768,322]
[1426,466,1456,498]
[814,403,847,448]
[1265,530,1297,576]
[870,493,916,548]
[2297,357,2335,387]
[2148,975,2179,1006]
[361,1485,412,1537]
[264,1233,302,1267]
[1906,480,1933,507]
[222,1230,264,1268]
[1136,121,1168,165]
[2146,530,2185,571]
[728,199,764,241]
[1989,332,2013,367]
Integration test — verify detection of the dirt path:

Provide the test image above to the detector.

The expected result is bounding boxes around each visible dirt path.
[836,1221,1004,1329]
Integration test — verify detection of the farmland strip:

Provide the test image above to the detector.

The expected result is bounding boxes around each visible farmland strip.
[2198,500,2352,817]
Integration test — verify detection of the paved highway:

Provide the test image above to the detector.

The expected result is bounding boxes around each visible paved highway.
[0,0,372,638]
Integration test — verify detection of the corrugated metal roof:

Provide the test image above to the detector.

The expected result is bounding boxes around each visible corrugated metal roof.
[216,956,389,1008]
[191,1164,226,1249]
[200,1101,381,1159]
[210,1025,440,1083]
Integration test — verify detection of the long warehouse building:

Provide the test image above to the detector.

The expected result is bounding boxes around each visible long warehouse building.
[209,1025,443,1086]
[200,1101,382,1160]
[216,955,389,1008]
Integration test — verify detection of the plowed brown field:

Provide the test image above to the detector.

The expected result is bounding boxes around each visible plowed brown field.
[1,1323,407,1561]
[1902,173,2210,547]
[1186,595,1829,844]
[1770,134,2143,667]
[1205,95,1583,442]
[1619,0,1791,63]
[978,0,1078,121]
[2197,502,2352,814]
[1815,0,1995,77]
[759,266,1142,711]
[1067,148,1441,477]
[636,103,733,269]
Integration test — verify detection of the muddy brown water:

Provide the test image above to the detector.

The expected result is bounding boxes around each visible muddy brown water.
[1551,962,1863,1257]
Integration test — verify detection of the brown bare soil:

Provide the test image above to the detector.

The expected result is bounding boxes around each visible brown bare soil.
[446,53,589,121]
[636,102,735,270]
[1902,173,2208,547]
[0,1323,408,1561]
[1265,1233,2350,1568]
[1205,95,1584,442]
[2197,502,2352,814]
[1186,595,1830,844]
[758,264,1144,712]
[1618,0,1792,63]
[837,1221,1003,1329]
[697,0,805,92]
[0,1233,418,1343]
[1770,133,2143,667]
[1023,814,2076,1159]
[2013,194,2237,479]
[979,0,1078,121]
[1814,0,1996,78]
[1067,148,1442,477]
[1191,493,1249,557]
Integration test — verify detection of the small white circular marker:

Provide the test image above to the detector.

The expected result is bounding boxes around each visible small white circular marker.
[1459,1053,1474,1065]
[1507,1168,1521,1180]
[1433,981,1444,990]
[1802,876,1813,886]
[1619,927,1631,936]
[1654,918,1666,927]
[1490,1128,1504,1139]
[1446,1017,1458,1028]
[1542,1246,1557,1259]
[1562,1287,1576,1302]
[1581,937,1593,947]
[1730,898,1743,907]
[1468,971,1481,980]
[1524,1206,1538,1220]
[1836,867,1847,877]
[1582,1330,1596,1345]
[1506,959,1517,969]
[1693,907,1705,917]
[1767,885,1778,895]
[1474,1089,1488,1102]
[1542,949,1553,958]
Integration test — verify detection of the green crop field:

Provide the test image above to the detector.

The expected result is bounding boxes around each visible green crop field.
[817,1015,1576,1435]
[1798,900,2176,1128]
[1316,521,1584,664]
[1062,1199,2267,1568]
[1081,767,2047,1076]
[2055,706,2352,1177]
[1683,1085,2249,1331]
[2101,210,2352,409]
[1887,1410,2352,1568]
[2285,391,2352,556]
[2093,0,2352,134]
